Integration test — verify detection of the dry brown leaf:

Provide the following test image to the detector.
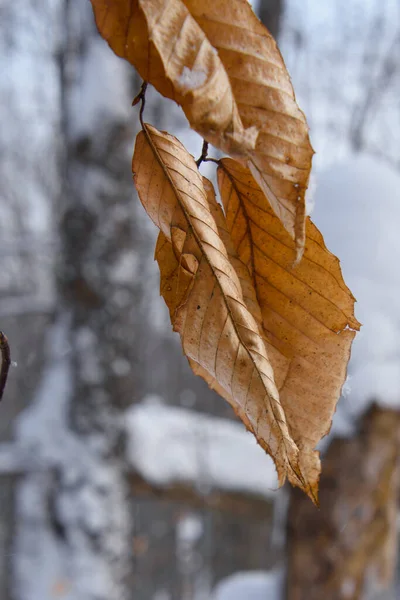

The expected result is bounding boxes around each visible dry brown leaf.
[90,0,257,156]
[132,123,312,494]
[217,158,361,497]
[91,1,357,501]
[91,0,313,254]
[183,0,314,257]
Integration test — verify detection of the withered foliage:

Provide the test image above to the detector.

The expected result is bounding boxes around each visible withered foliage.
[91,0,360,501]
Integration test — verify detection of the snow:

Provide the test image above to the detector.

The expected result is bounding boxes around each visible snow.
[176,513,203,545]
[13,317,131,600]
[0,0,60,313]
[175,511,210,599]
[2,0,399,595]
[211,570,284,600]
[125,396,278,497]
[0,6,59,235]
[178,66,207,91]
[109,250,140,284]
[312,154,400,433]
[111,357,131,377]
[305,173,317,215]
[75,326,105,385]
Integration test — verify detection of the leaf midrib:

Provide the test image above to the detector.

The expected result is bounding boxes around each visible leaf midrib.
[141,123,298,464]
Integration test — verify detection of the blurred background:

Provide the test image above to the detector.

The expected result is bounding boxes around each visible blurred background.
[0,0,399,598]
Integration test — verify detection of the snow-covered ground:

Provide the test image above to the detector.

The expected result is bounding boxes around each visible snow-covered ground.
[125,396,278,497]
[211,569,284,600]
[12,318,131,600]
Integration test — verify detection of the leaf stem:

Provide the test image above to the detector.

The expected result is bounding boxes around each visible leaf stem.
[196,140,209,167]
[203,157,220,166]
[132,81,148,129]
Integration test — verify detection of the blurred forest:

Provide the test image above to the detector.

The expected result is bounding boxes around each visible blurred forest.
[0,1,400,599]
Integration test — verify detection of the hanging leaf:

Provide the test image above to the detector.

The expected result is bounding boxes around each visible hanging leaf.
[90,0,257,156]
[217,158,361,495]
[132,123,313,495]
[183,0,314,258]
[91,0,361,503]
[90,0,313,254]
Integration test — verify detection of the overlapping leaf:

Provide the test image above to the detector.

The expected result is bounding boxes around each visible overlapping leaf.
[217,159,361,496]
[132,123,311,493]
[90,0,257,155]
[183,0,314,257]
[91,0,360,501]
[91,0,313,254]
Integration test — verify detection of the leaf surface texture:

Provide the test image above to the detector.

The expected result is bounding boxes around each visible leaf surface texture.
[217,159,361,497]
[183,0,314,255]
[91,0,314,252]
[132,124,308,491]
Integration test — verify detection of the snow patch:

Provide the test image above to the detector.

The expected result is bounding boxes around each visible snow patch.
[176,513,203,545]
[75,326,104,385]
[111,357,131,377]
[212,570,284,600]
[13,316,131,600]
[125,397,278,497]
[109,250,139,284]
[341,375,352,399]
[178,66,207,91]
[305,173,317,215]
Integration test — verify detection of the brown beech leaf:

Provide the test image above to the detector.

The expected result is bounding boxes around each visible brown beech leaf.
[90,0,257,156]
[183,0,314,258]
[218,158,361,497]
[91,0,313,254]
[132,123,312,495]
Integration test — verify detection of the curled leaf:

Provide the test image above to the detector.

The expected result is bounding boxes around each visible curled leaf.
[132,124,309,493]
[183,0,314,257]
[91,0,257,156]
[91,0,313,253]
[218,158,361,498]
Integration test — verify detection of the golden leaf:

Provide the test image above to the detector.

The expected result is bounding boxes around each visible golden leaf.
[132,123,310,494]
[91,0,313,254]
[90,0,257,156]
[217,158,361,498]
[183,0,314,257]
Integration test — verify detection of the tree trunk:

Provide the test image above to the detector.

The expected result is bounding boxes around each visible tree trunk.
[10,1,140,598]
[287,405,400,600]
[0,0,62,597]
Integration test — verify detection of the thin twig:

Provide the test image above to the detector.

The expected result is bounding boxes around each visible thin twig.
[196,140,209,167]
[203,157,220,166]
[0,332,11,402]
[132,81,148,129]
